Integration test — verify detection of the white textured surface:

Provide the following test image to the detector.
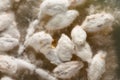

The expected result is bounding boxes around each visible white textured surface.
[56,34,74,62]
[53,61,83,79]
[81,12,114,32]
[1,76,14,80]
[71,25,87,46]
[87,50,107,80]
[0,0,13,12]
[0,0,117,80]
[0,55,17,74]
[0,55,36,75]
[35,68,58,80]
[0,12,20,52]
[38,0,69,19]
[44,49,62,65]
[75,42,93,63]
[0,12,15,31]
[24,31,53,53]
[45,10,79,30]
[0,37,19,51]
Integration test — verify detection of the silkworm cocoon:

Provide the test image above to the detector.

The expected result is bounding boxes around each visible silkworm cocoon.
[0,55,17,74]
[75,42,93,63]
[24,31,53,53]
[24,31,62,65]
[81,12,114,33]
[0,12,20,39]
[55,34,74,62]
[0,0,13,12]
[38,0,69,19]
[44,49,62,65]
[35,68,58,80]
[0,37,19,52]
[0,55,36,75]
[1,76,14,80]
[87,50,107,80]
[3,22,20,40]
[71,25,87,46]
[53,61,84,79]
[0,12,15,32]
[45,10,79,30]
[0,12,20,52]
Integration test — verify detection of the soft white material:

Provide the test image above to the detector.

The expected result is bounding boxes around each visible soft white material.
[0,55,17,74]
[75,42,93,63]
[0,12,15,31]
[87,50,107,80]
[71,25,87,46]
[25,19,40,40]
[55,34,74,62]
[35,68,58,80]
[44,49,62,65]
[24,31,63,65]
[45,10,79,30]
[24,31,53,53]
[0,12,20,52]
[0,55,36,75]
[0,37,19,51]
[1,76,14,80]
[53,61,83,79]
[38,0,70,19]
[81,12,114,32]
[0,0,13,12]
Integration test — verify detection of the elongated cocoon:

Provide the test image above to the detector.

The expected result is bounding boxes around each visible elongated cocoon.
[0,12,20,39]
[71,25,87,46]
[0,37,19,52]
[45,10,79,30]
[56,34,74,62]
[0,55,36,75]
[81,12,114,32]
[75,42,93,63]
[87,50,107,80]
[0,55,17,74]
[24,31,53,53]
[43,49,62,65]
[38,0,69,19]
[0,12,15,31]
[53,61,84,79]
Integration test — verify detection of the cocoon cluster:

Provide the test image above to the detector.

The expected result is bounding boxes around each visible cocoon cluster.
[0,0,116,80]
